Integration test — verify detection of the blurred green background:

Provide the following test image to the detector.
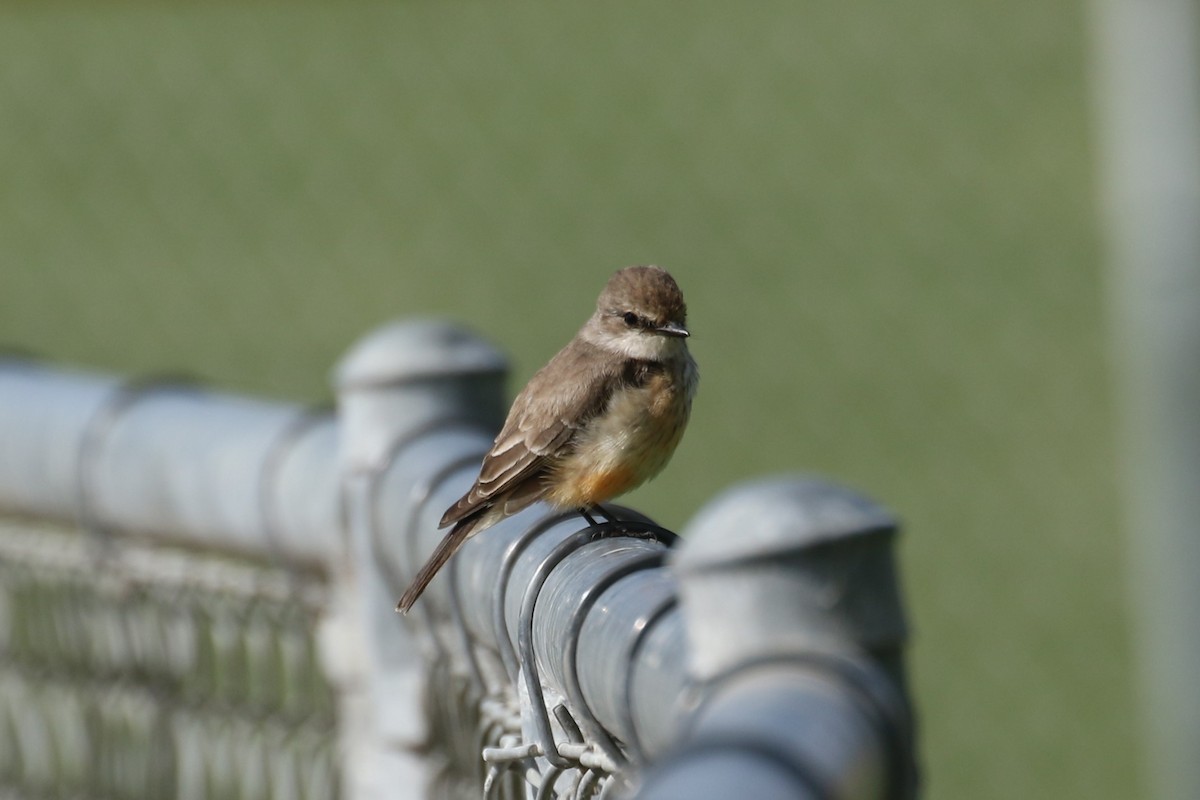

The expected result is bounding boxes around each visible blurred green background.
[0,1,1139,798]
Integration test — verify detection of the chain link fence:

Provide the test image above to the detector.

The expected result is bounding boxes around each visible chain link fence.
[0,519,338,800]
[0,323,918,799]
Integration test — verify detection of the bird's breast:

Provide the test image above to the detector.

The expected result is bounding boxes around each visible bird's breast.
[544,360,695,509]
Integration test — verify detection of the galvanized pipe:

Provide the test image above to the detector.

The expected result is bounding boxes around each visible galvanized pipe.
[636,477,918,800]
[636,665,893,800]
[330,318,509,800]
[373,433,692,761]
[0,359,339,567]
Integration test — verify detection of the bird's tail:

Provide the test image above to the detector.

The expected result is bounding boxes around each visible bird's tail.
[396,517,478,614]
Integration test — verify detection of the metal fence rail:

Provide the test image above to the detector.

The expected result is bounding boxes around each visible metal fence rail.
[0,320,919,799]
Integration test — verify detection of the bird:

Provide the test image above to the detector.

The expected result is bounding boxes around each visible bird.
[397,265,698,613]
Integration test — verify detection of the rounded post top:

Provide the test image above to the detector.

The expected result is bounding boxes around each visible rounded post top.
[674,475,898,572]
[333,318,508,392]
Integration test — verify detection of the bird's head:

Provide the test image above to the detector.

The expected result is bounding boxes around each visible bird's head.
[585,265,690,360]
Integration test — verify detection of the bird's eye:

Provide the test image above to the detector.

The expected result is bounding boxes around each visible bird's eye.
[622,312,640,327]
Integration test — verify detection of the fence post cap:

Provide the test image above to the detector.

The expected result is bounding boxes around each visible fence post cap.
[333,318,507,391]
[675,475,897,572]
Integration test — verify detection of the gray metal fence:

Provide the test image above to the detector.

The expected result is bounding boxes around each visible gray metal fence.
[0,320,918,799]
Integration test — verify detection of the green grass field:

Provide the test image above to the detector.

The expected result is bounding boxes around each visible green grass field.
[0,2,1141,797]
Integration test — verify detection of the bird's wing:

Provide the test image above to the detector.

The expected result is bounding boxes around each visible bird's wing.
[439,340,620,528]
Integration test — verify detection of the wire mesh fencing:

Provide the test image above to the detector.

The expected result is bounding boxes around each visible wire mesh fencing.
[0,320,918,799]
[0,519,338,800]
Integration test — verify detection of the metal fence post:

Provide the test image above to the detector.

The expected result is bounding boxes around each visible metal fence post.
[328,319,507,800]
[1089,0,1200,795]
[638,476,919,800]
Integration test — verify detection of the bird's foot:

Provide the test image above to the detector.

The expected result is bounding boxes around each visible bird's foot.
[578,505,629,531]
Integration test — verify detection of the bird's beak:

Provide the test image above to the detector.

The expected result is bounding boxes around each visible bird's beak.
[655,321,690,338]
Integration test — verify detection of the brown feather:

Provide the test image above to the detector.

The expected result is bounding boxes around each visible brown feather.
[438,337,625,529]
[397,516,479,613]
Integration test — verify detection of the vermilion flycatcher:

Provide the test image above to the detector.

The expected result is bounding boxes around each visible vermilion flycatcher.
[397,265,698,613]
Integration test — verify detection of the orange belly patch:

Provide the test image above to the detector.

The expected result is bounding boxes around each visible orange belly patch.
[546,463,639,508]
